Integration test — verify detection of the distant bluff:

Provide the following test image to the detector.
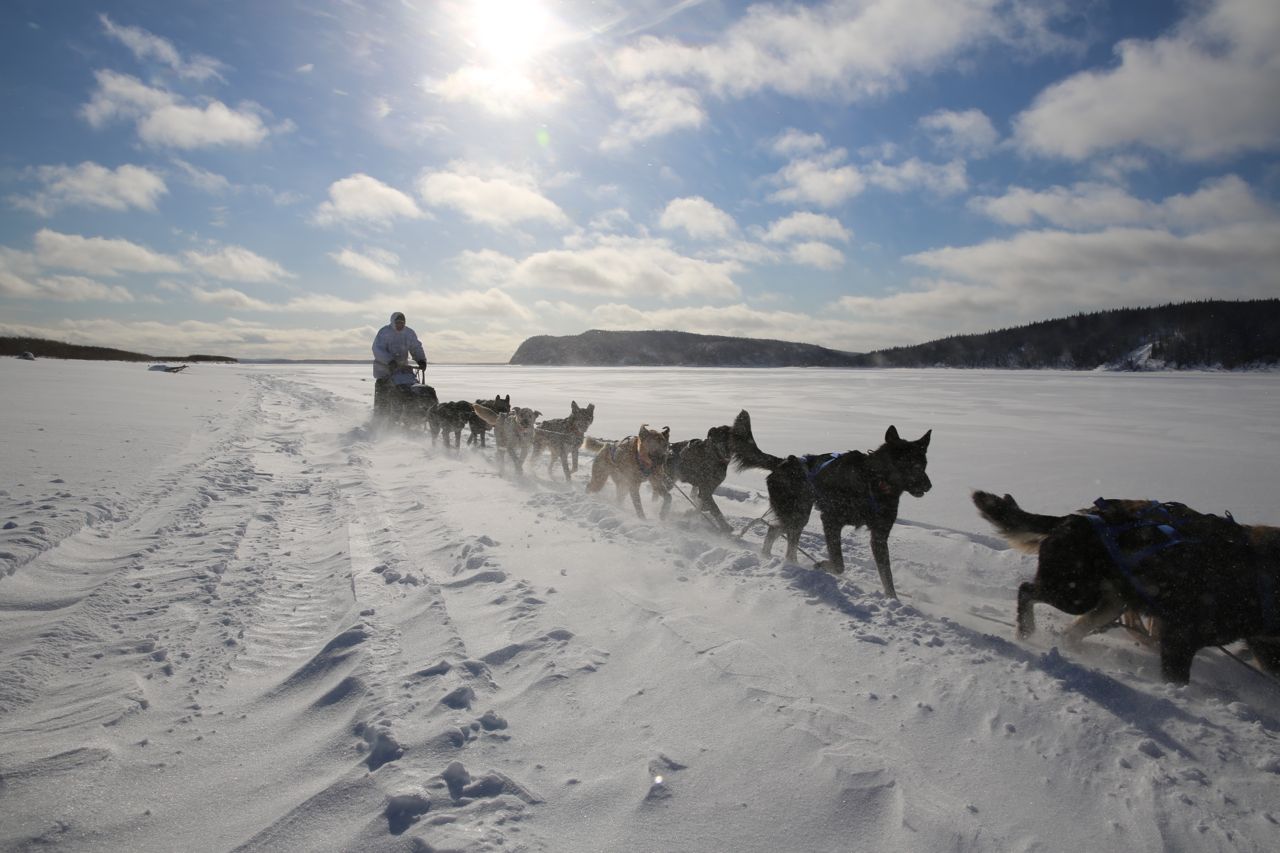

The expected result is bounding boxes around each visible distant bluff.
[509,329,865,367]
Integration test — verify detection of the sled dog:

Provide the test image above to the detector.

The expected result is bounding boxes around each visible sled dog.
[467,394,510,448]
[583,425,671,519]
[473,403,540,475]
[429,400,475,449]
[659,424,734,532]
[530,401,595,480]
[731,409,932,598]
[972,490,1280,684]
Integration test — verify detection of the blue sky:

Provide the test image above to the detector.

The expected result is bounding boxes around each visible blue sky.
[2,0,1278,362]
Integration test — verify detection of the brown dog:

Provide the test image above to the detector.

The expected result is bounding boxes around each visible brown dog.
[583,425,671,518]
[473,404,540,475]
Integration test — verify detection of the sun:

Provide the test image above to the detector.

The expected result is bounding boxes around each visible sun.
[467,0,557,67]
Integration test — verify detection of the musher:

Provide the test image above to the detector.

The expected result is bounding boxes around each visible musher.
[372,311,427,422]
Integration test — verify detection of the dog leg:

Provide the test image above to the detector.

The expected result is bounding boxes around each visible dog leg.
[869,530,894,597]
[761,525,780,558]
[815,517,848,577]
[1016,582,1039,638]
[1062,585,1126,646]
[1158,629,1199,684]
[629,484,647,519]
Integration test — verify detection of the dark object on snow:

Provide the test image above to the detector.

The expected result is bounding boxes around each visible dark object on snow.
[17,351,35,360]
[972,490,1280,684]
[658,424,735,532]
[148,364,188,373]
[731,409,932,598]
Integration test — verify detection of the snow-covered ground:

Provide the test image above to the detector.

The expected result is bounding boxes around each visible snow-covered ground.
[2,359,1278,853]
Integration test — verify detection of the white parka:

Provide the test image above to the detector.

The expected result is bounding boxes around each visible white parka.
[371,313,427,381]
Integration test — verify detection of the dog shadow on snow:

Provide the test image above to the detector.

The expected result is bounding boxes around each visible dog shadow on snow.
[772,552,1215,761]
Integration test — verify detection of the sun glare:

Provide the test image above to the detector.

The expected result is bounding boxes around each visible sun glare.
[468,0,555,67]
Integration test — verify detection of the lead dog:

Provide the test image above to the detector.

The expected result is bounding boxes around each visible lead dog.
[583,425,671,518]
[472,403,540,475]
[529,401,595,480]
[972,490,1280,684]
[731,409,932,598]
[658,424,734,532]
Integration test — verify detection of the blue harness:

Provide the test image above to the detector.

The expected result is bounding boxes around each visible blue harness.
[801,452,886,515]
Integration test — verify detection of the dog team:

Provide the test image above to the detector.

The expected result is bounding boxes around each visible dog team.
[376,366,1278,688]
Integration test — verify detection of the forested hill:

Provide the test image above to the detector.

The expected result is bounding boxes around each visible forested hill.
[0,337,236,363]
[509,300,1280,369]
[510,329,864,367]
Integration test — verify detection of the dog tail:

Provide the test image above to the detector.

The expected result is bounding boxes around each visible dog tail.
[971,490,1064,553]
[581,435,608,453]
[472,403,500,426]
[730,409,784,472]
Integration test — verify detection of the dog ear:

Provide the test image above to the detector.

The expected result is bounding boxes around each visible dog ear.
[662,426,670,439]
[886,425,901,443]
[918,429,932,448]
[571,400,579,413]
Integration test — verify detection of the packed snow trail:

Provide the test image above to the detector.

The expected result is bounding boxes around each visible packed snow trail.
[2,362,1278,853]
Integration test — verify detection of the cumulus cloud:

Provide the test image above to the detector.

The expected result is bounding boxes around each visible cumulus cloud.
[184,245,293,283]
[417,163,569,230]
[80,70,271,149]
[788,241,846,270]
[428,65,563,116]
[919,108,999,156]
[905,221,1280,318]
[768,147,964,206]
[170,159,232,194]
[761,212,852,244]
[11,162,167,216]
[658,196,737,240]
[460,236,741,301]
[771,129,827,158]
[601,83,705,150]
[33,229,182,276]
[610,0,1075,106]
[313,174,424,227]
[1014,0,1280,161]
[189,286,275,311]
[970,175,1278,231]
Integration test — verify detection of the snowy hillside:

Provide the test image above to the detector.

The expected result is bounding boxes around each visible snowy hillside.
[2,360,1278,852]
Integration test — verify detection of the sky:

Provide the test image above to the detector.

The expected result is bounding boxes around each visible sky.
[3,360,1279,851]
[1,0,1278,363]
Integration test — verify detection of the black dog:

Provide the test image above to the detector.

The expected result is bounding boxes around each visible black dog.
[389,382,438,432]
[467,394,510,448]
[731,410,932,598]
[529,401,595,480]
[429,401,475,449]
[972,490,1280,684]
[659,424,734,532]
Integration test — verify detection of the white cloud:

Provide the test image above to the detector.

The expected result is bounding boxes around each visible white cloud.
[189,286,275,311]
[138,101,269,149]
[919,108,999,156]
[461,236,742,301]
[313,174,424,227]
[1014,0,1280,161]
[788,241,846,270]
[428,65,563,116]
[601,83,705,151]
[11,162,167,216]
[80,70,271,149]
[417,163,569,230]
[184,246,293,283]
[970,175,1277,231]
[33,229,182,276]
[35,274,136,302]
[330,248,403,284]
[99,14,224,82]
[768,148,867,208]
[768,149,964,206]
[610,0,1075,104]
[770,129,827,157]
[761,212,852,244]
[658,196,737,240]
[170,159,232,194]
[906,221,1280,316]
[865,158,968,195]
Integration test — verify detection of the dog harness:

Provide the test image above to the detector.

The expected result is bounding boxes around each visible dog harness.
[1080,498,1280,630]
[801,452,893,515]
[608,437,659,477]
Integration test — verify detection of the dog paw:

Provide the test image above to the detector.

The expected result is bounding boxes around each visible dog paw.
[814,560,845,575]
